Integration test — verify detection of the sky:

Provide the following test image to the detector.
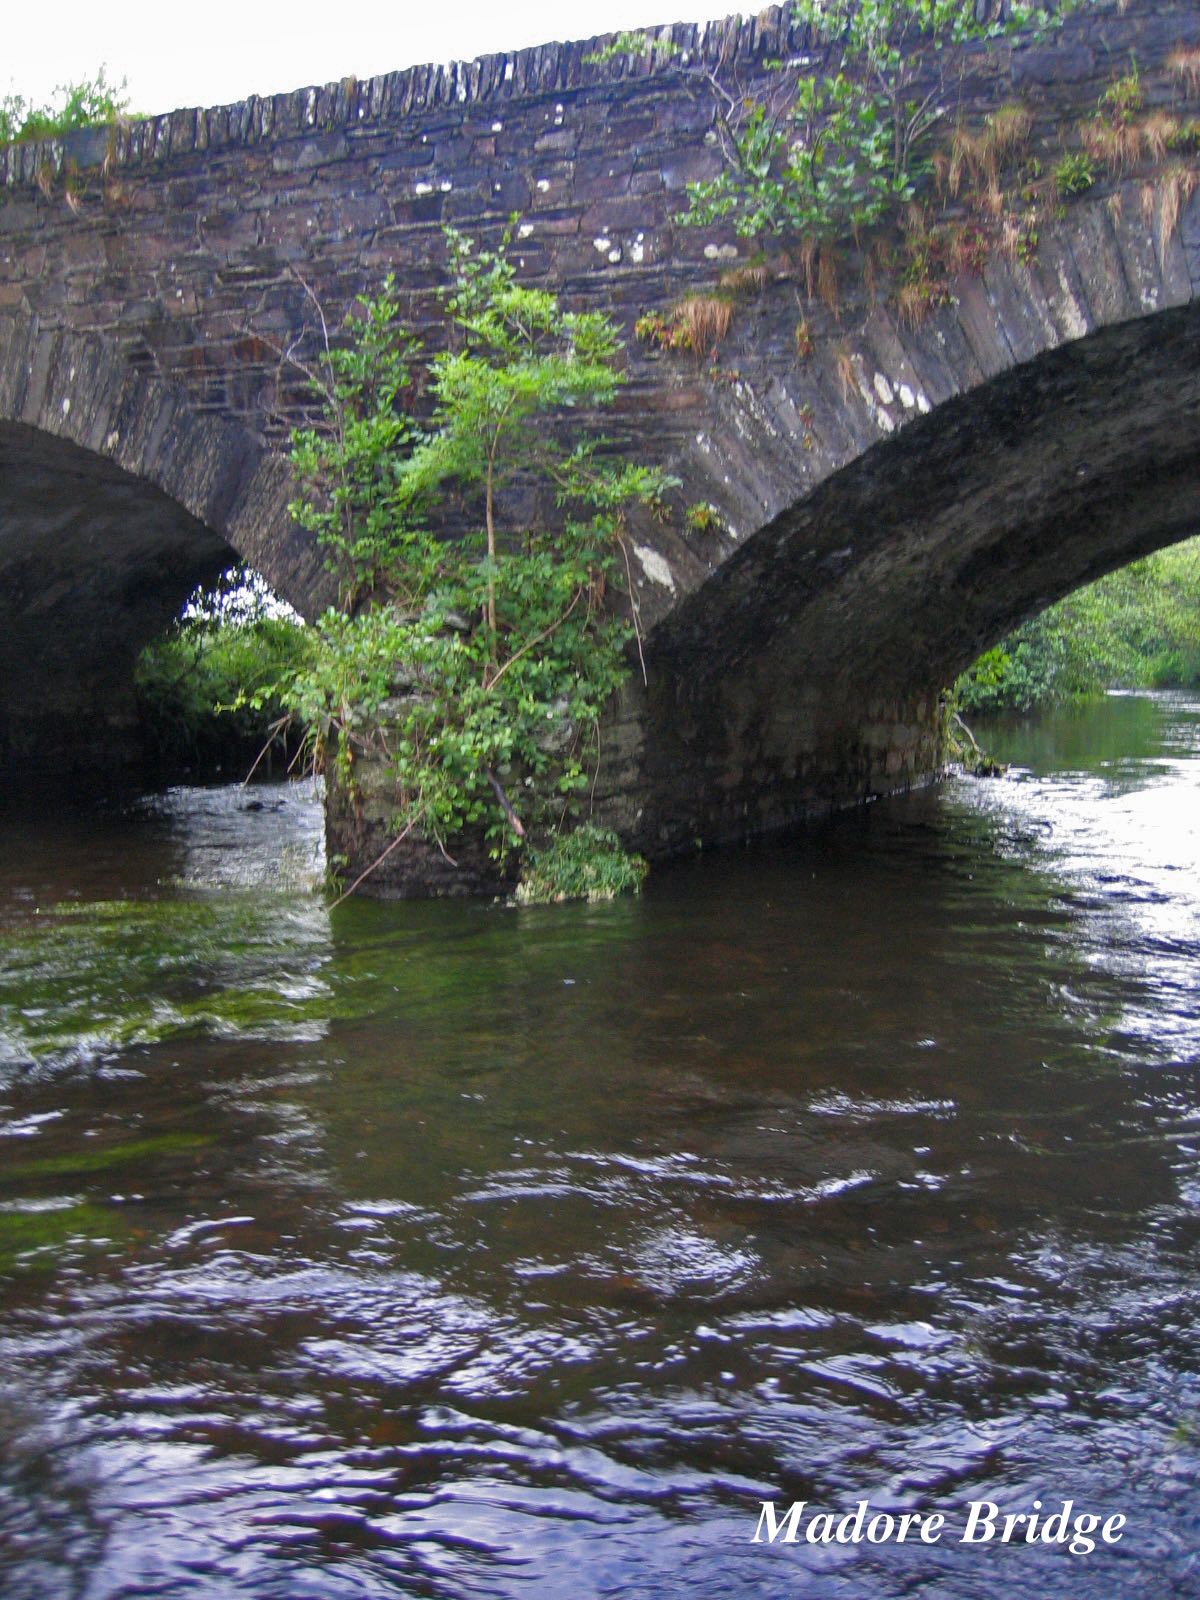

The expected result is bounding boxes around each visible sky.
[5,0,742,120]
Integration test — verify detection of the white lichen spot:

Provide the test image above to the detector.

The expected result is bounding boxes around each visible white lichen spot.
[916,391,931,414]
[491,121,503,133]
[898,382,915,409]
[537,178,550,193]
[69,367,76,381]
[703,243,738,262]
[504,61,514,82]
[608,247,622,264]
[61,397,71,416]
[873,372,894,405]
[594,236,613,253]
[414,181,433,195]
[439,180,452,192]
[518,222,534,239]
[633,544,676,593]
[1055,267,1088,338]
[494,183,503,193]
[104,430,119,452]
[630,239,645,263]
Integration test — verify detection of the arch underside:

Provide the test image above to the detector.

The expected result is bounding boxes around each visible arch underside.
[0,423,235,799]
[622,302,1200,854]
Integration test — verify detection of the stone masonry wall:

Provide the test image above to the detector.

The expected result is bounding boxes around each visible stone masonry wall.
[3,0,1200,878]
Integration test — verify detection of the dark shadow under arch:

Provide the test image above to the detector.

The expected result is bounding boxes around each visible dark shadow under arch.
[626,300,1200,853]
[0,422,239,796]
[0,319,324,800]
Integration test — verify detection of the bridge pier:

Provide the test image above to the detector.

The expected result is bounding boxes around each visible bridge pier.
[602,682,947,860]
[323,678,946,897]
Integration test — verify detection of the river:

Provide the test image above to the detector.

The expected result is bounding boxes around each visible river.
[1,691,1197,1598]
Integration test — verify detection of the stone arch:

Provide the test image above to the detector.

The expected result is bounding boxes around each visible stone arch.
[610,185,1200,855]
[0,315,324,797]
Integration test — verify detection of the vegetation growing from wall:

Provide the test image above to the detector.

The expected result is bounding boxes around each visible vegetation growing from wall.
[680,0,1062,245]
[611,3,1070,286]
[260,229,673,900]
[954,537,1200,715]
[0,69,128,146]
[612,3,1198,341]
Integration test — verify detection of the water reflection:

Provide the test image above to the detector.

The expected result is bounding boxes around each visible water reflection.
[0,700,1198,1597]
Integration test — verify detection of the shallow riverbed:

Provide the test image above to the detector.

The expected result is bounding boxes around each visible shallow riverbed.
[1,693,1198,1597]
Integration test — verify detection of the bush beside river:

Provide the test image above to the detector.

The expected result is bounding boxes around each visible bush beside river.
[955,535,1200,715]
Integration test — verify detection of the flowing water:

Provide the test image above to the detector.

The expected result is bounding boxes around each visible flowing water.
[1,693,1198,1598]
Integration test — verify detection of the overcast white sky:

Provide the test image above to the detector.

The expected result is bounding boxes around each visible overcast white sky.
[6,0,741,119]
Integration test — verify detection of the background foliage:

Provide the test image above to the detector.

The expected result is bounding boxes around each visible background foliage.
[135,569,308,775]
[955,537,1200,715]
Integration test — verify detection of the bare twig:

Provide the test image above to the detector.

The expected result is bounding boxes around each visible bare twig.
[240,715,292,786]
[588,716,602,812]
[951,711,983,758]
[485,769,526,838]
[616,534,648,686]
[328,807,427,907]
[486,587,584,692]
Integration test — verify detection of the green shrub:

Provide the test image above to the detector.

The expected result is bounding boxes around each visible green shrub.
[0,69,129,146]
[265,226,673,895]
[515,825,648,903]
[679,0,1069,244]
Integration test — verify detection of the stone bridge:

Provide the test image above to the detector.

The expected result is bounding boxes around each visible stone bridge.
[2,0,1199,880]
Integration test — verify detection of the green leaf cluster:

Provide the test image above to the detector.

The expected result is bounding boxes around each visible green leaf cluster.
[515,824,648,903]
[0,68,129,146]
[274,228,675,882]
[582,31,682,67]
[681,0,1074,243]
[1054,150,1096,197]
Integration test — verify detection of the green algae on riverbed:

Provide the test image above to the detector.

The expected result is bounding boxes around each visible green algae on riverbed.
[0,895,333,1065]
[4,1131,214,1182]
[0,1199,124,1274]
